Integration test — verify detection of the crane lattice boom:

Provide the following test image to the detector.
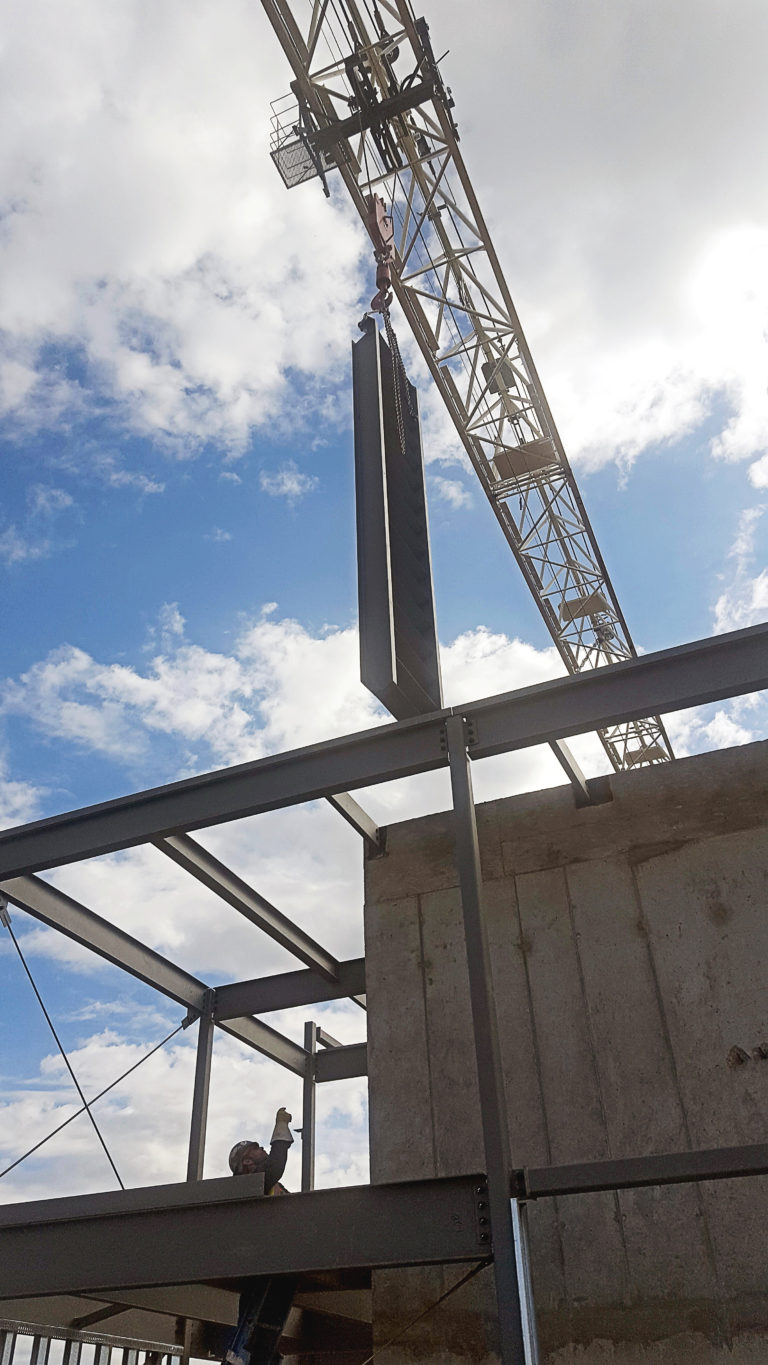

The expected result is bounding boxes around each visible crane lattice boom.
[262,0,673,771]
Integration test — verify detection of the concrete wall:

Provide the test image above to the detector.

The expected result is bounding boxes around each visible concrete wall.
[364,740,768,1363]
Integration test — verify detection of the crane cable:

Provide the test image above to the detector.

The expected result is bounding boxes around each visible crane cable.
[1,899,130,1188]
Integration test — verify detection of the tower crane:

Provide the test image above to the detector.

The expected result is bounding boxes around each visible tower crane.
[261,0,673,772]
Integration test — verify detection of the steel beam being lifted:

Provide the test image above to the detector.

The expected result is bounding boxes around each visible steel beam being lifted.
[0,624,765,880]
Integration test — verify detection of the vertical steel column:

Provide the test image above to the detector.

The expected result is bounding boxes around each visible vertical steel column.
[445,713,528,1364]
[301,1020,318,1192]
[186,992,215,1184]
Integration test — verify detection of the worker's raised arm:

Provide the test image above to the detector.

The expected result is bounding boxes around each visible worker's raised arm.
[266,1106,293,1193]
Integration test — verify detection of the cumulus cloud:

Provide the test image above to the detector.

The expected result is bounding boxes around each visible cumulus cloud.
[27,485,74,517]
[430,475,473,510]
[0,0,366,455]
[713,505,768,633]
[0,756,46,830]
[259,462,319,501]
[0,526,51,566]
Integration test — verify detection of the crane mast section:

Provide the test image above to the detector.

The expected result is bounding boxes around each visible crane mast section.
[262,0,672,771]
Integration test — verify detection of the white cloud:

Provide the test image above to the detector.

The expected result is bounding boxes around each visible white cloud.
[259,462,319,501]
[0,0,365,452]
[430,475,473,510]
[713,505,768,633]
[28,485,74,517]
[0,756,46,830]
[0,526,50,565]
[0,0,764,481]
[206,526,233,542]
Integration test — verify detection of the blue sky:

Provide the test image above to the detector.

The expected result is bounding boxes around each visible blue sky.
[1,0,767,1204]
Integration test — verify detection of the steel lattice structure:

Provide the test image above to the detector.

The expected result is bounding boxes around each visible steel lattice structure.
[262,0,674,771]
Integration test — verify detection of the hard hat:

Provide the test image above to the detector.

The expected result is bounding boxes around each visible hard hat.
[229,1140,258,1174]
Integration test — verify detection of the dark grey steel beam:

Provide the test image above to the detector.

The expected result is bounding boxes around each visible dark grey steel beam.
[0,1174,489,1297]
[324,792,383,853]
[464,622,768,760]
[0,714,448,879]
[0,874,207,1010]
[520,1141,768,1199]
[154,832,339,980]
[0,624,764,881]
[214,959,366,1020]
[549,739,590,804]
[0,875,307,1076]
[214,1015,306,1076]
[186,1002,214,1183]
[314,1042,367,1083]
[445,715,527,1362]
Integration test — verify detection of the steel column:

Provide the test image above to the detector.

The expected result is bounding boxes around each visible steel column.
[445,713,528,1364]
[186,998,215,1183]
[301,1021,317,1192]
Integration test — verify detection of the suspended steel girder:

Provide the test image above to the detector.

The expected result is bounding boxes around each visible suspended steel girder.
[260,0,674,772]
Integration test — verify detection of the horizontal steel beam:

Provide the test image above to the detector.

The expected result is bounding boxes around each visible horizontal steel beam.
[314,1041,367,1083]
[1,874,206,1010]
[465,623,768,760]
[0,712,448,878]
[0,1173,489,1296]
[214,959,366,1020]
[519,1141,768,1199]
[154,832,339,980]
[324,792,384,853]
[0,875,307,1076]
[0,624,765,880]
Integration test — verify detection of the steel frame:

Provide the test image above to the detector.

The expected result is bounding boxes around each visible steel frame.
[260,0,673,773]
[1,621,767,1364]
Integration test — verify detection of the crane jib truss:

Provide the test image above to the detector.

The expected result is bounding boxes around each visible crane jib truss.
[262,0,673,771]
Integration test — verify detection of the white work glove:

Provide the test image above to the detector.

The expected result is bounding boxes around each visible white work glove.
[270,1106,294,1145]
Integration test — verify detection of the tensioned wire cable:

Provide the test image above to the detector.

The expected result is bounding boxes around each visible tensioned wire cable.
[0,1018,185,1181]
[1,904,182,1187]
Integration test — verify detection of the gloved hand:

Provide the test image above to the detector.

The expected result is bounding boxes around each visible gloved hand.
[271,1106,294,1145]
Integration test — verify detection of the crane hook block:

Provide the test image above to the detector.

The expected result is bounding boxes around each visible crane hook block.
[366,193,395,313]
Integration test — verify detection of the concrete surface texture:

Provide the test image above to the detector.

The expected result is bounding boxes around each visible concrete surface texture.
[364,739,768,1363]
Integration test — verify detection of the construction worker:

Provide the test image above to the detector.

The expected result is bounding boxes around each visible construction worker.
[228,1107,294,1194]
[225,1108,296,1365]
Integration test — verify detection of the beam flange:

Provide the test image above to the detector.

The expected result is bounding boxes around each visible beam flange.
[154,832,339,980]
